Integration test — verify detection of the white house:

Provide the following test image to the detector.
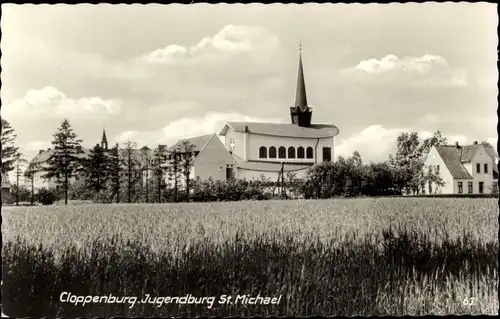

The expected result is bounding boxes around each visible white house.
[424,141,498,194]
[164,133,236,185]
[218,50,339,181]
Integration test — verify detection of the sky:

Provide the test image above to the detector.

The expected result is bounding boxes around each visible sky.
[1,3,498,173]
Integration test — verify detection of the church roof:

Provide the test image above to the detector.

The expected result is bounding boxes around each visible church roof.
[219,122,339,139]
[232,154,313,173]
[168,134,214,153]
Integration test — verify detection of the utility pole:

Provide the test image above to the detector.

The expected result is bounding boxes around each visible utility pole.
[280,162,285,200]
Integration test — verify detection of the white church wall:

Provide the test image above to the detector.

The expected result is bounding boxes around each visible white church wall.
[246,134,334,163]
[223,129,245,159]
[193,135,237,182]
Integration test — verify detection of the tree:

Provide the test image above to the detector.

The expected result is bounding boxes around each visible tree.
[122,140,140,203]
[108,143,121,203]
[43,119,84,205]
[24,162,39,205]
[167,148,182,202]
[152,144,168,203]
[1,118,19,174]
[14,152,28,205]
[177,141,196,202]
[140,146,151,203]
[83,144,110,197]
[419,130,447,155]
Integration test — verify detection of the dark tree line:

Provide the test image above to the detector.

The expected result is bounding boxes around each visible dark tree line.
[4,118,497,205]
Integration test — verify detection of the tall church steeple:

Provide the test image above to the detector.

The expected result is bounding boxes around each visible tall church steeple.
[290,42,312,127]
[101,128,108,150]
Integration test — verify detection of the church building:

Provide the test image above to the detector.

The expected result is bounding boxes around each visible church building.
[218,48,340,181]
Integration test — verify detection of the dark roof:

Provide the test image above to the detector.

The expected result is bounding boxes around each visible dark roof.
[31,149,91,164]
[460,145,481,162]
[435,146,473,179]
[232,154,313,173]
[220,122,339,139]
[168,134,214,153]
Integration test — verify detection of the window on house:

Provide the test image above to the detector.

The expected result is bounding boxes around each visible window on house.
[259,147,267,159]
[493,182,498,194]
[306,147,314,159]
[484,163,488,174]
[476,163,481,173]
[269,147,277,159]
[468,182,473,194]
[288,147,296,159]
[297,147,305,159]
[323,147,332,162]
[458,182,463,194]
[278,147,286,159]
[479,182,484,194]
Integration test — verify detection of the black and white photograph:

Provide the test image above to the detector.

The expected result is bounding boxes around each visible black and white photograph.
[1,2,498,317]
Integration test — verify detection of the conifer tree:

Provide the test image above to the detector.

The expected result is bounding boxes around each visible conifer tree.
[140,146,151,203]
[152,144,168,203]
[1,118,20,174]
[178,141,196,202]
[108,143,122,203]
[83,143,110,196]
[122,140,140,203]
[43,118,84,205]
[167,147,182,202]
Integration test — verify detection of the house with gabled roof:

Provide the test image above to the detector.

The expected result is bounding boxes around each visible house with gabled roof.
[424,141,498,194]
[164,133,236,185]
[218,48,339,181]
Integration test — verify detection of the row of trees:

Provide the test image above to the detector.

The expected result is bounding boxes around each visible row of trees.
[22,119,200,205]
[2,117,497,205]
[300,131,449,198]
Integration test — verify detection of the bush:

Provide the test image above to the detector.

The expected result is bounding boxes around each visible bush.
[37,188,59,205]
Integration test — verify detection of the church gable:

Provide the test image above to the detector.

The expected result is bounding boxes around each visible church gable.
[194,134,234,165]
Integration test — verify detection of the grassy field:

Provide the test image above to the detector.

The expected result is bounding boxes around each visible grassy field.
[2,198,498,316]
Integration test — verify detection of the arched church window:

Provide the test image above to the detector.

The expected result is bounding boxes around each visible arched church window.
[306,147,314,159]
[278,147,286,159]
[288,147,296,159]
[259,146,267,159]
[269,146,277,159]
[297,147,305,159]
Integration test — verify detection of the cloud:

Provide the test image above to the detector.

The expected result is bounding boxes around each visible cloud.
[115,111,285,147]
[344,54,468,87]
[2,87,122,121]
[143,25,281,65]
[336,125,497,163]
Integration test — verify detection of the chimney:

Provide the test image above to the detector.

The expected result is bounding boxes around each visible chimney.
[455,141,460,148]
[473,141,478,145]
[38,150,44,155]
[47,148,51,151]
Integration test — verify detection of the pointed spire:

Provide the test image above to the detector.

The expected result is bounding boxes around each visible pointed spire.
[101,128,108,150]
[101,129,108,144]
[294,41,308,111]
